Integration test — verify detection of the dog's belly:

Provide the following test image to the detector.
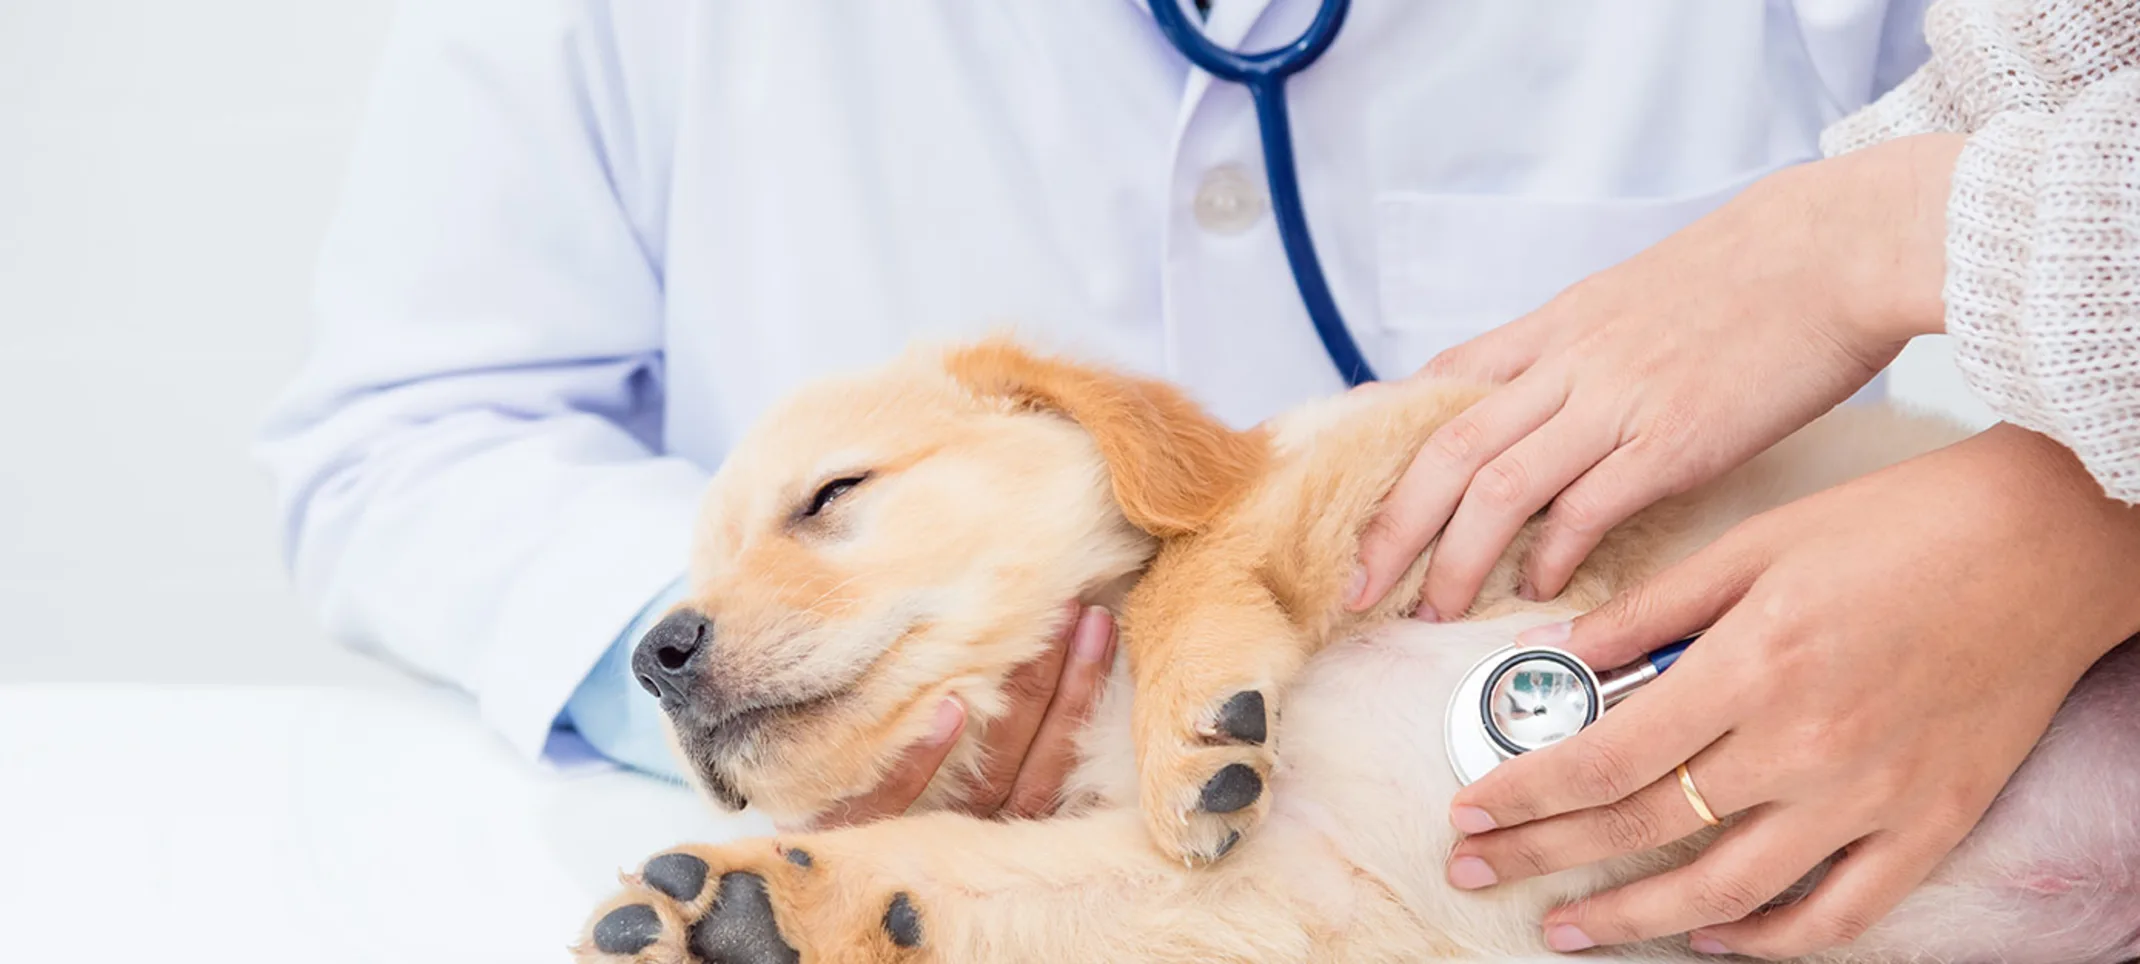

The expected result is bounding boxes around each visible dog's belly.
[1255,617,2140,962]
[1267,612,1652,958]
[1863,639,2140,964]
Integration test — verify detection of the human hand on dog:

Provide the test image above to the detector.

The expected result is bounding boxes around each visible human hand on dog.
[1351,134,1965,620]
[1442,425,2140,958]
[792,604,1116,831]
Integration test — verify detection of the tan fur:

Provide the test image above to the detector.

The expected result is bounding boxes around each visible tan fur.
[580,340,1992,963]
[944,338,1268,538]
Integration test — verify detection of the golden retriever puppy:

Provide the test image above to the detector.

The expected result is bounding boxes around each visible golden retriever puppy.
[575,339,2140,964]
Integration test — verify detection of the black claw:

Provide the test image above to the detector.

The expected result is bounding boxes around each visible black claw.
[689,873,800,964]
[782,847,813,869]
[1212,829,1243,860]
[882,892,923,948]
[644,852,709,901]
[593,904,662,955]
[1199,763,1263,814]
[1213,691,1267,745]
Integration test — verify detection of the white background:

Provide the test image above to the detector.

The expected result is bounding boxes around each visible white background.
[1,0,402,686]
[0,0,1998,689]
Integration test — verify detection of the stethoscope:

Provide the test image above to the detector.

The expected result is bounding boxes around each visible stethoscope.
[1445,636,1696,785]
[1147,0,1379,387]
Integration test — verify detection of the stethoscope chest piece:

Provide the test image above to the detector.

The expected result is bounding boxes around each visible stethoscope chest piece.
[1446,636,1693,786]
[1447,645,1598,786]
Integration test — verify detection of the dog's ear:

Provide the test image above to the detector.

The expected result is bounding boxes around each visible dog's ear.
[945,339,1265,537]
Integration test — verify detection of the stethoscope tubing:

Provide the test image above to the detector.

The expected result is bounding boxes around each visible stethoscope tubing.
[1146,0,1379,387]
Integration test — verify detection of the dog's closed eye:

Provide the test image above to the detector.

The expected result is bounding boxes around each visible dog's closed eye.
[800,474,870,520]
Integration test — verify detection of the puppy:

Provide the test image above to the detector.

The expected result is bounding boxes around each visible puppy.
[577,339,2140,964]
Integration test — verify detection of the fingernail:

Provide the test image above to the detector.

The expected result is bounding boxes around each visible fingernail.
[1518,620,1570,647]
[1545,924,1596,953]
[930,698,965,743]
[1690,934,1730,955]
[1447,855,1497,889]
[1413,603,1442,623]
[1345,564,1367,608]
[1451,805,1497,834]
[1073,606,1114,663]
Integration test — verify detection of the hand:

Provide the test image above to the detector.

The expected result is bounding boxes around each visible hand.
[792,604,1117,830]
[1442,425,2140,958]
[1352,134,1965,620]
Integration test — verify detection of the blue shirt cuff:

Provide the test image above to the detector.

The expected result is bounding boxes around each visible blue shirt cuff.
[559,575,690,782]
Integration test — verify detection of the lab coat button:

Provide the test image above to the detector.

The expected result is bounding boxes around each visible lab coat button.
[1193,163,1267,234]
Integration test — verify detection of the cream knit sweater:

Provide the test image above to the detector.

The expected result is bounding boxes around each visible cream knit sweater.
[1823,0,2140,503]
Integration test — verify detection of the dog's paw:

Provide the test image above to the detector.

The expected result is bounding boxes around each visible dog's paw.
[575,841,924,963]
[1135,685,1276,865]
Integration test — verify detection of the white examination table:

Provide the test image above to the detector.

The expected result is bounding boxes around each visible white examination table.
[0,684,1596,963]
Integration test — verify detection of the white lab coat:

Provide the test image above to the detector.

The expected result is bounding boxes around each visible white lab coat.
[261,0,1931,759]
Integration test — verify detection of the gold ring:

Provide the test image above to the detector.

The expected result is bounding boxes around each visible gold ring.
[1678,763,1721,827]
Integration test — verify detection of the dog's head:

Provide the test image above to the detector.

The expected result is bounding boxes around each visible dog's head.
[635,339,1264,822]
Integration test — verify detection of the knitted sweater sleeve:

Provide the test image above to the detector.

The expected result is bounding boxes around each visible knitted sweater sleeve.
[1823,0,2140,503]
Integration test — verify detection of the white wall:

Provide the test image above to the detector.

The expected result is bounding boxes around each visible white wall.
[0,1,402,684]
[0,2,1996,685]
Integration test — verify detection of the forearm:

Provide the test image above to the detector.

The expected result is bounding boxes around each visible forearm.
[1776,132,1964,347]
[1979,423,2140,656]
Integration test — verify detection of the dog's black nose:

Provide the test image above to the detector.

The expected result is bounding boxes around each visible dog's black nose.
[633,609,712,702]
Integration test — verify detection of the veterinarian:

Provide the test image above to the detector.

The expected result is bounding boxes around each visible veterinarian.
[262,0,2139,957]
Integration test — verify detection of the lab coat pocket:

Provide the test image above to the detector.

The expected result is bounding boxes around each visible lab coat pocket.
[1372,171,1773,361]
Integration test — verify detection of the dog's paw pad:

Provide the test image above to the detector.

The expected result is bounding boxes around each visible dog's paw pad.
[882,892,923,948]
[1198,763,1263,814]
[689,873,800,964]
[593,904,663,956]
[643,852,709,901]
[1135,681,1283,865]
[1201,690,1267,745]
[579,839,945,963]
